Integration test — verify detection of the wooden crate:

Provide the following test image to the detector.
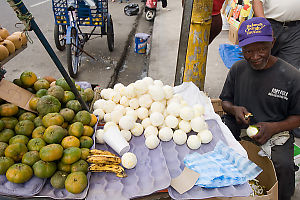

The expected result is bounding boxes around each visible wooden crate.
[211,98,225,117]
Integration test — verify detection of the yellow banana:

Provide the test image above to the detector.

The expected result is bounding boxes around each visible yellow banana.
[87,154,121,165]
[89,149,118,157]
[89,164,127,178]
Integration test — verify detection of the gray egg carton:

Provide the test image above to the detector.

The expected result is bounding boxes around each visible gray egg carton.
[0,175,46,197]
[86,134,172,200]
[165,119,252,199]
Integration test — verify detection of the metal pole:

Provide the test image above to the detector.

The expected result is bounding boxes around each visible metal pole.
[183,0,213,90]
[174,0,194,86]
[8,0,90,112]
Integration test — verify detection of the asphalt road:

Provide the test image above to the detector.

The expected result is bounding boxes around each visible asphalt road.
[1,0,152,88]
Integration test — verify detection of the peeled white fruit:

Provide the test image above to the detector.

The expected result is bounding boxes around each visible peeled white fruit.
[129,98,139,109]
[165,115,179,128]
[138,94,153,108]
[179,120,192,133]
[104,113,112,122]
[193,104,205,117]
[134,80,148,95]
[180,106,194,121]
[173,94,183,102]
[246,126,259,137]
[137,107,149,120]
[119,87,127,97]
[197,129,213,144]
[100,88,112,100]
[150,102,165,113]
[130,123,144,136]
[153,80,164,87]
[111,110,123,124]
[142,118,152,129]
[158,127,173,142]
[93,99,106,110]
[114,105,126,115]
[120,96,129,107]
[148,85,165,101]
[126,110,138,122]
[187,135,201,150]
[121,130,132,142]
[93,108,105,120]
[163,85,174,100]
[114,83,125,92]
[190,117,207,132]
[150,112,164,127]
[95,129,105,144]
[125,84,136,99]
[180,100,188,106]
[145,134,160,149]
[119,115,135,131]
[159,99,167,107]
[104,122,118,132]
[121,152,137,169]
[166,102,180,117]
[103,100,116,113]
[143,77,154,86]
[110,91,121,104]
[144,125,158,138]
[173,130,187,145]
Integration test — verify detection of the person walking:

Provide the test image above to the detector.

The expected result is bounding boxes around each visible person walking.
[219,17,300,200]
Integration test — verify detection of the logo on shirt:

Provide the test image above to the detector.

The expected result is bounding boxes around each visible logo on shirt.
[268,88,288,100]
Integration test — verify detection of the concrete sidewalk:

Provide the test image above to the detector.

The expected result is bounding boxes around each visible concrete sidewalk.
[148,0,300,199]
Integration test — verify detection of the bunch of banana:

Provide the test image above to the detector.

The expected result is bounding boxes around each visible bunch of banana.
[88,149,127,178]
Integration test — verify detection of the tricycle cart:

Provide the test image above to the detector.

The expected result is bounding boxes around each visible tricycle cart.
[52,0,114,78]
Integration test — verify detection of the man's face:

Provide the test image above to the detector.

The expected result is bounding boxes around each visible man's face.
[242,41,273,70]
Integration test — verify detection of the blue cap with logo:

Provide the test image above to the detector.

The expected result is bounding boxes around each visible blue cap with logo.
[238,17,273,47]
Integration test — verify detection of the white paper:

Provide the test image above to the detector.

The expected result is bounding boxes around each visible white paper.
[174,82,248,157]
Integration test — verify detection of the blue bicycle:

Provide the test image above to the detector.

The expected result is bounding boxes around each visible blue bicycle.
[52,0,114,78]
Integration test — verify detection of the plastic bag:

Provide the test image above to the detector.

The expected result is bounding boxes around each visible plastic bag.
[124,3,139,16]
[219,44,243,69]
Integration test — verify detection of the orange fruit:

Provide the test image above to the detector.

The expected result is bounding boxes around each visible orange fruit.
[29,97,40,111]
[0,103,18,117]
[79,136,93,149]
[32,126,45,138]
[20,71,37,87]
[39,144,63,162]
[89,114,97,127]
[42,113,64,128]
[61,136,80,149]
[65,172,88,194]
[14,120,35,136]
[68,122,84,138]
[6,163,33,183]
[82,125,94,137]
[5,143,28,162]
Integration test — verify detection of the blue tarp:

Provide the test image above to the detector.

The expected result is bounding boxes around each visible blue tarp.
[219,44,243,69]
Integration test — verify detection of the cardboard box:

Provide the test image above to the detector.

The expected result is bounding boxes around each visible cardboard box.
[228,24,239,45]
[0,79,36,113]
[206,140,278,200]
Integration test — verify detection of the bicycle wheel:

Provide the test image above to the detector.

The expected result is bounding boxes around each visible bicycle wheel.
[67,27,81,78]
[54,24,66,51]
[107,15,114,52]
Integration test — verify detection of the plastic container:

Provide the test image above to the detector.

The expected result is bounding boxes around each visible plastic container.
[134,33,150,54]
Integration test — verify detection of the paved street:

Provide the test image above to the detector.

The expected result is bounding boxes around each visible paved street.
[1,0,151,88]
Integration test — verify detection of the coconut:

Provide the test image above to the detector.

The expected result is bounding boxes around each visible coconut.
[6,34,22,50]
[0,40,15,54]
[0,27,9,39]
[0,44,9,61]
[12,32,27,46]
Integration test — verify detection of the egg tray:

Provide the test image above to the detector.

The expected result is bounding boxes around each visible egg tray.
[86,134,172,200]
[165,119,252,199]
[0,175,46,198]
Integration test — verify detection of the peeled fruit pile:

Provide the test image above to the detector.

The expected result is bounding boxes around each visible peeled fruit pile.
[94,77,213,151]
[0,71,98,194]
[0,26,28,61]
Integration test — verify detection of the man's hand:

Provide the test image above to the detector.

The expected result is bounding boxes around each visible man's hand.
[232,106,251,125]
[252,122,275,144]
